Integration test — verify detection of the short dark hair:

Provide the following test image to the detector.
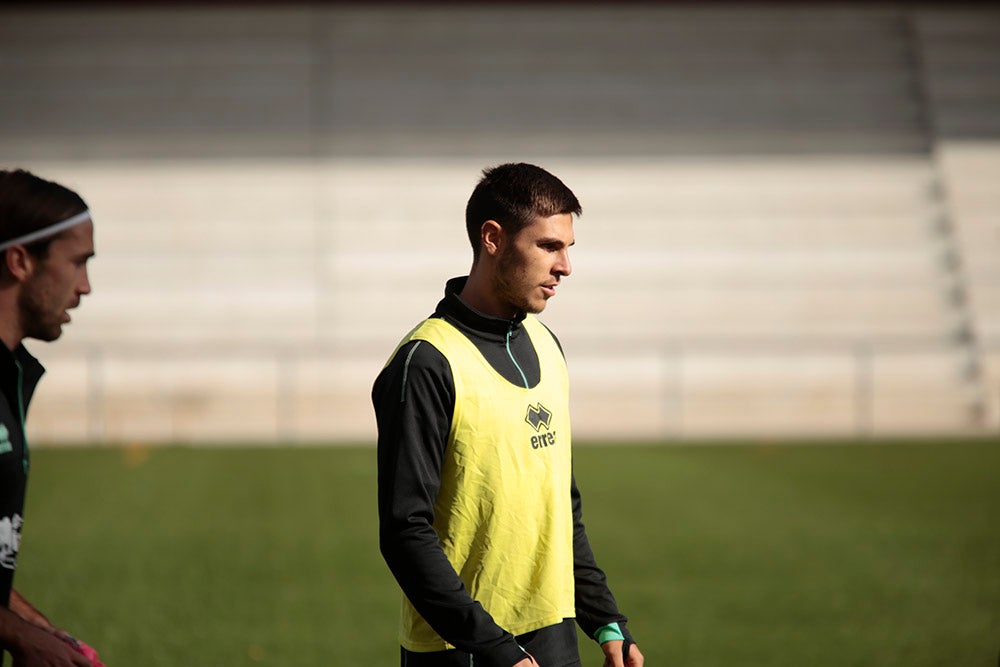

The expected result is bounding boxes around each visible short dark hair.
[0,169,88,261]
[465,163,581,259]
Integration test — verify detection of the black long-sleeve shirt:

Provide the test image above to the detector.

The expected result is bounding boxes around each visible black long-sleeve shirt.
[0,343,43,609]
[373,277,630,667]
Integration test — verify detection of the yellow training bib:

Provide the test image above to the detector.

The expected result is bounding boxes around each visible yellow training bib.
[398,315,575,651]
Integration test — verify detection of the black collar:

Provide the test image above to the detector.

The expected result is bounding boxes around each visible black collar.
[435,276,526,342]
[0,342,45,413]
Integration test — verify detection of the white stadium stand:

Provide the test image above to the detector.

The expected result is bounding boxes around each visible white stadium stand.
[1,4,997,442]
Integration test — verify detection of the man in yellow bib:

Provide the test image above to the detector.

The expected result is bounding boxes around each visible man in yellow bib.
[373,164,644,667]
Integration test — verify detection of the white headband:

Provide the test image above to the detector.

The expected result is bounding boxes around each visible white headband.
[0,210,92,252]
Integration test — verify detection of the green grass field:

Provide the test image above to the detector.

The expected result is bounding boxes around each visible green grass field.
[12,441,1000,666]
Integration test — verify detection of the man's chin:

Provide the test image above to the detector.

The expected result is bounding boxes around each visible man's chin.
[28,326,64,342]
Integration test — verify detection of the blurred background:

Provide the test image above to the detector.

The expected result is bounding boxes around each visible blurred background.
[2,3,998,444]
[3,5,999,666]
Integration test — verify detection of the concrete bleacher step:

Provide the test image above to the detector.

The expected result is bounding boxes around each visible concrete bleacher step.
[7,4,998,442]
[917,9,1000,137]
[920,7,1000,368]
[566,347,981,439]
[25,345,382,443]
[0,8,313,156]
[71,296,320,346]
[328,248,941,289]
[969,288,1000,337]
[548,287,950,338]
[321,5,925,153]
[574,216,934,249]
[570,251,940,287]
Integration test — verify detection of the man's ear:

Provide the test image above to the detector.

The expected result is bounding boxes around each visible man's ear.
[481,220,504,258]
[3,246,37,283]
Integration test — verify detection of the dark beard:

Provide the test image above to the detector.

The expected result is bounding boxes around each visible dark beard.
[17,281,62,342]
[493,248,538,315]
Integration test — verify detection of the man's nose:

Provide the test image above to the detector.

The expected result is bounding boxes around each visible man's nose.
[78,268,92,295]
[555,249,572,277]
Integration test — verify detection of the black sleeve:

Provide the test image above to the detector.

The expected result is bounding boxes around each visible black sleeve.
[373,339,527,667]
[570,472,635,644]
[545,327,636,645]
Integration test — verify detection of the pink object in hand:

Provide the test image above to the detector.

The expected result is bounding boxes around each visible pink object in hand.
[74,640,106,667]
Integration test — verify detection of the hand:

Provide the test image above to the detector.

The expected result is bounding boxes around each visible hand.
[513,652,540,666]
[9,620,91,667]
[601,639,645,667]
[72,640,107,667]
[46,627,81,650]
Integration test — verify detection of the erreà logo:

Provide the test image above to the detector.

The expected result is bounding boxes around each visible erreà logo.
[0,424,11,455]
[525,403,552,432]
[525,403,557,450]
[0,513,22,570]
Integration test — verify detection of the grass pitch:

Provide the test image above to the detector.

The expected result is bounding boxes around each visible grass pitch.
[13,441,1000,666]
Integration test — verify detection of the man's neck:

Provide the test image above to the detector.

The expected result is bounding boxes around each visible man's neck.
[0,295,23,352]
[458,270,517,320]
[0,330,21,353]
